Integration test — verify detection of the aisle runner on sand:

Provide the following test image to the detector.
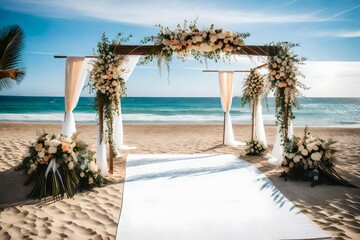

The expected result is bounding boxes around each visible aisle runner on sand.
[116,154,331,240]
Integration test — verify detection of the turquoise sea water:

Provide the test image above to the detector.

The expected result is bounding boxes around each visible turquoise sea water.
[0,96,359,127]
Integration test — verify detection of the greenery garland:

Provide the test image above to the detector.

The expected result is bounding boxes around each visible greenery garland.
[267,42,308,140]
[140,20,250,77]
[88,33,131,150]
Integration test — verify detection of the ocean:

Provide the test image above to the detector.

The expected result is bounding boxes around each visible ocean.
[0,96,359,127]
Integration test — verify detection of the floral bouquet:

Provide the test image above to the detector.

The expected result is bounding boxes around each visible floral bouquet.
[267,42,308,139]
[245,139,267,156]
[141,20,250,74]
[281,128,357,188]
[241,69,266,106]
[88,33,131,153]
[17,131,106,201]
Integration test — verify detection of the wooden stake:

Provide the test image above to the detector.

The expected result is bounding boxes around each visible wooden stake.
[223,112,226,144]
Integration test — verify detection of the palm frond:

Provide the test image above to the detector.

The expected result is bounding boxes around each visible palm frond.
[0,25,25,90]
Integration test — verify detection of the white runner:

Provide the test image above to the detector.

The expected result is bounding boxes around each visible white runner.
[116,154,331,240]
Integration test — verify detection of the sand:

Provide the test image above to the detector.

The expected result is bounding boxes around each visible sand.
[0,122,359,240]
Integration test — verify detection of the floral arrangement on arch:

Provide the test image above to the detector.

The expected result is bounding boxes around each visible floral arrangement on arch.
[141,20,250,75]
[245,139,268,156]
[267,42,308,139]
[241,69,266,106]
[281,128,357,188]
[88,33,131,149]
[16,131,106,201]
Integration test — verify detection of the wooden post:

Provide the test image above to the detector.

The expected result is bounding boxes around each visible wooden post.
[108,103,114,174]
[251,98,258,141]
[109,138,114,174]
[222,112,226,144]
[284,107,289,141]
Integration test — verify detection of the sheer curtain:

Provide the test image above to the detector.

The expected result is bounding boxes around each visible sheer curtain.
[268,120,294,165]
[113,55,141,150]
[255,98,267,146]
[97,119,108,176]
[218,71,243,147]
[61,57,89,137]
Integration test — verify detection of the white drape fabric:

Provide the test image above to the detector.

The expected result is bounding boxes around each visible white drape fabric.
[113,55,140,150]
[218,72,243,147]
[97,116,108,176]
[255,98,267,147]
[61,57,89,137]
[268,120,294,165]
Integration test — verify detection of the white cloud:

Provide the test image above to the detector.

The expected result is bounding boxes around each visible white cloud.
[300,61,360,97]
[315,30,360,38]
[0,0,356,26]
[26,51,55,55]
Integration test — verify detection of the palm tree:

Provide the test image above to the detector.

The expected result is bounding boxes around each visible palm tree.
[0,25,25,90]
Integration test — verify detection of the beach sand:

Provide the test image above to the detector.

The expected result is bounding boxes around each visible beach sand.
[0,123,359,239]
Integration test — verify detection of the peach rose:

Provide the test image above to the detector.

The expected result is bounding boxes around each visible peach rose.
[62,143,70,152]
[35,143,43,152]
[278,82,287,88]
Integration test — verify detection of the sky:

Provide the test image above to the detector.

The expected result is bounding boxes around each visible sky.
[0,0,359,97]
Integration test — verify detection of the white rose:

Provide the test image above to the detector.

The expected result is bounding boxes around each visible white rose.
[306,144,313,152]
[293,155,301,163]
[44,140,50,147]
[38,152,45,158]
[80,172,85,178]
[50,139,61,147]
[88,161,98,173]
[313,146,319,151]
[276,58,282,64]
[48,146,57,154]
[301,149,308,156]
[298,145,304,151]
[68,161,74,170]
[311,152,322,161]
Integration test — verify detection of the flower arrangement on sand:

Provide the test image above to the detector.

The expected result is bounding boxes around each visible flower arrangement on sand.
[141,20,250,75]
[281,128,357,188]
[17,131,106,201]
[245,139,267,156]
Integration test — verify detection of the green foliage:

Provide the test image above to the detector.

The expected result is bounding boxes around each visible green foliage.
[0,25,25,90]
